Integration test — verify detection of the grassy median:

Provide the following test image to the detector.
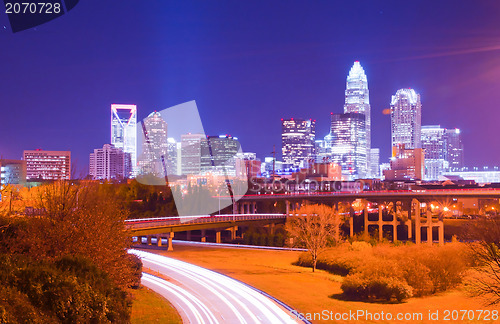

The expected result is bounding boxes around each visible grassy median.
[148,243,496,324]
[131,286,182,324]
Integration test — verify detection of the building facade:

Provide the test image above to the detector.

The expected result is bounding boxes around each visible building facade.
[89,144,131,180]
[391,89,422,150]
[370,148,380,178]
[200,135,241,176]
[384,145,424,181]
[181,133,205,175]
[138,111,168,176]
[281,118,316,167]
[444,128,464,170]
[111,104,137,176]
[330,112,367,180]
[344,61,371,175]
[23,150,71,180]
[421,125,447,180]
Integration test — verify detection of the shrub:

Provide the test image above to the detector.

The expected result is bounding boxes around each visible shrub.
[341,274,412,302]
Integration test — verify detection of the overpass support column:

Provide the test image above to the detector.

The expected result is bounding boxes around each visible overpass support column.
[393,203,398,242]
[378,205,383,241]
[427,209,433,246]
[230,226,238,240]
[269,223,275,235]
[349,206,354,238]
[438,220,444,246]
[186,231,191,241]
[215,231,221,244]
[157,235,162,247]
[414,200,421,245]
[364,206,369,235]
[201,229,206,242]
[167,232,174,251]
[253,202,257,214]
[286,200,290,215]
[136,236,143,245]
[147,235,152,246]
[240,203,244,214]
[406,200,412,239]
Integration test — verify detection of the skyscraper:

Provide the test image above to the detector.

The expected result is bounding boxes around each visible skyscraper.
[344,61,371,175]
[390,89,422,149]
[421,125,447,180]
[138,111,168,176]
[281,118,316,167]
[201,135,241,176]
[330,112,367,180]
[370,148,380,178]
[89,144,131,180]
[111,104,137,176]
[181,133,204,175]
[444,128,464,170]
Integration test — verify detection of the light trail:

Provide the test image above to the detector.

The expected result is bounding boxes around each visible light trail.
[130,249,305,324]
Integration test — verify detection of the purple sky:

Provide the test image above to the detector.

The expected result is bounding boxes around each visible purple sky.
[1,1,500,174]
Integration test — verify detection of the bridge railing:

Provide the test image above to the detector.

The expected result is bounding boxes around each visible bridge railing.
[125,214,286,230]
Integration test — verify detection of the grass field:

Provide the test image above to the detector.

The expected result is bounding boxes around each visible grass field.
[145,244,498,323]
[131,286,182,324]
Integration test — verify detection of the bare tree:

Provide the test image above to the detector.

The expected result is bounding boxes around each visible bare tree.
[464,215,500,305]
[286,204,341,272]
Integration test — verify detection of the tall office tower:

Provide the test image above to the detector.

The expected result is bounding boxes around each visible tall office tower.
[330,112,367,180]
[421,125,448,180]
[201,135,240,176]
[344,61,371,174]
[444,128,464,170]
[166,138,181,176]
[370,148,380,178]
[281,118,316,167]
[111,104,137,176]
[89,144,131,180]
[181,133,204,175]
[23,150,71,180]
[390,89,422,150]
[138,111,168,176]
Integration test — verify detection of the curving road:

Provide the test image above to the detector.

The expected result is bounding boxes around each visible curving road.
[130,249,304,324]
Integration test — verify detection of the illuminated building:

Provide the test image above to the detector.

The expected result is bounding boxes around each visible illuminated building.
[201,135,240,176]
[443,169,500,184]
[23,150,71,180]
[181,133,204,175]
[421,125,447,180]
[331,112,367,180]
[344,61,371,174]
[370,148,380,178]
[281,118,316,167]
[390,89,422,149]
[384,145,424,181]
[235,152,261,179]
[0,159,26,188]
[89,144,131,180]
[167,138,181,176]
[138,111,168,176]
[111,104,137,176]
[444,128,464,170]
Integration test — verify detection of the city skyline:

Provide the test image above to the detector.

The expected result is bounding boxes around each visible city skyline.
[1,1,500,171]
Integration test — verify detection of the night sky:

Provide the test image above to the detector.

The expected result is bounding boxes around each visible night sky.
[1,1,500,175]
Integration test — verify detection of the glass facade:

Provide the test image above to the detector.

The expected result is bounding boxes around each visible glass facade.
[391,89,422,150]
[421,125,447,180]
[344,61,371,175]
[111,104,137,176]
[281,118,316,167]
[138,111,168,176]
[330,112,367,180]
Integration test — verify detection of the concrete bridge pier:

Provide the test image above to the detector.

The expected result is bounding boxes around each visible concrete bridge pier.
[201,229,207,242]
[157,235,162,247]
[215,231,221,243]
[378,204,383,241]
[147,235,152,246]
[167,232,174,251]
[414,199,421,245]
[186,230,191,241]
[427,209,433,246]
[285,200,290,215]
[229,226,238,240]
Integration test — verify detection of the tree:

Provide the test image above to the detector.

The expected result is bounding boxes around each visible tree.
[285,204,341,272]
[464,215,500,305]
[15,181,135,289]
